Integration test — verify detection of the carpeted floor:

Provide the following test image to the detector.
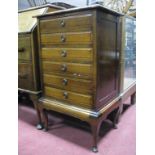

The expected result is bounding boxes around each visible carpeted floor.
[18,99,136,155]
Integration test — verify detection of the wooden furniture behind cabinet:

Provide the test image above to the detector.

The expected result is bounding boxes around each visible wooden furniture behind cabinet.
[36,5,123,152]
[18,4,64,129]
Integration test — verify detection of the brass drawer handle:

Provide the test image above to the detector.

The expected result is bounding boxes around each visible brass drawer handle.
[60,20,65,27]
[18,48,25,52]
[61,64,67,72]
[61,50,67,57]
[63,92,68,99]
[61,35,66,42]
[62,78,68,86]
[19,74,28,79]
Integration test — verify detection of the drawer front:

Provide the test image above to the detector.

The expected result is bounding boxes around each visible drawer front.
[40,14,93,33]
[41,32,92,45]
[18,35,31,60]
[43,74,93,94]
[44,86,93,108]
[41,48,93,63]
[18,63,34,90]
[42,61,93,80]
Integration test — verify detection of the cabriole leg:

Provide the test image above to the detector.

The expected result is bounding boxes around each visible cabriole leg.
[112,108,121,129]
[41,109,48,131]
[131,92,136,105]
[30,95,43,130]
[90,120,102,153]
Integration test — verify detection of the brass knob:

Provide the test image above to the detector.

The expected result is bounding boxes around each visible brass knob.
[19,74,28,79]
[62,78,68,85]
[61,64,67,72]
[61,50,67,57]
[18,48,25,52]
[60,20,65,27]
[63,92,68,99]
[61,35,66,42]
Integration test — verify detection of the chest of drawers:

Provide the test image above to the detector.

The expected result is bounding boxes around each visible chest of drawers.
[18,4,64,129]
[36,5,122,152]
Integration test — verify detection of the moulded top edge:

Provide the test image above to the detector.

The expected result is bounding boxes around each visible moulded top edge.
[33,4,124,19]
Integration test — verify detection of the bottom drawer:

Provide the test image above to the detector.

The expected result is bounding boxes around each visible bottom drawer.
[18,63,34,91]
[44,86,93,109]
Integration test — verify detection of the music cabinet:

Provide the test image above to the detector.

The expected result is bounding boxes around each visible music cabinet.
[35,5,124,152]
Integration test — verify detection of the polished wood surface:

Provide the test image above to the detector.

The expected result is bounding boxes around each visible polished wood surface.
[41,32,92,45]
[18,62,34,90]
[44,86,93,108]
[40,14,93,33]
[43,74,93,94]
[42,61,93,79]
[18,35,31,60]
[41,48,93,63]
[95,10,120,110]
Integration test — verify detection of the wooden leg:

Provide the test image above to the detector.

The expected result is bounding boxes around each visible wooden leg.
[112,108,121,129]
[41,109,48,132]
[30,95,43,130]
[90,120,102,153]
[33,102,44,130]
[131,92,136,105]
[114,100,123,125]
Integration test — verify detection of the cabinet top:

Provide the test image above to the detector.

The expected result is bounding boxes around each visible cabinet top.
[18,4,65,33]
[35,4,123,19]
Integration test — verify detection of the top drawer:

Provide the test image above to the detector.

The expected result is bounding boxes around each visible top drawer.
[18,35,31,60]
[40,14,93,34]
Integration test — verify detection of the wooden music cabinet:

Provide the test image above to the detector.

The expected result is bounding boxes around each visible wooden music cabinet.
[18,4,64,129]
[35,5,123,152]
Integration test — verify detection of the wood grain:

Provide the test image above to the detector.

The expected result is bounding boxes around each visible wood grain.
[42,61,93,80]
[44,86,93,108]
[43,74,93,94]
[40,14,92,33]
[41,48,93,63]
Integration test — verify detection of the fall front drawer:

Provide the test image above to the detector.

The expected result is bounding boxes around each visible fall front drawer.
[40,14,93,33]
[42,61,93,79]
[41,48,93,63]
[18,35,31,60]
[44,86,93,108]
[41,32,92,45]
[18,63,34,90]
[43,74,93,94]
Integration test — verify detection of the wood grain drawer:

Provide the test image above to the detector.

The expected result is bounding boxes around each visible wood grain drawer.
[18,63,34,90]
[42,61,93,80]
[43,74,93,94]
[41,32,92,45]
[40,14,93,33]
[18,35,31,60]
[41,48,93,63]
[44,86,93,108]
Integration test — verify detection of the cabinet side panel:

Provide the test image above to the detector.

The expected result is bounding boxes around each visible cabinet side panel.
[96,11,120,110]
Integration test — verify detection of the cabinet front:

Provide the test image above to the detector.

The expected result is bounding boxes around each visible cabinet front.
[39,11,95,109]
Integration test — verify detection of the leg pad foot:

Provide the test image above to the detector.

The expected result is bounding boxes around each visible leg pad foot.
[92,146,98,153]
[36,123,44,130]
[113,124,118,129]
